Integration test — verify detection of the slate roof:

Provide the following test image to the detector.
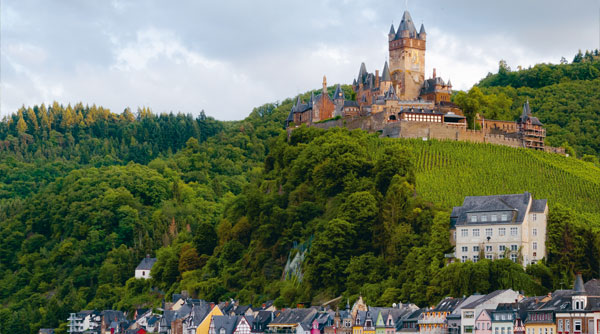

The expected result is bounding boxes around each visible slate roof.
[433,297,464,312]
[102,310,126,324]
[233,305,252,315]
[147,316,159,326]
[389,24,395,35]
[530,199,547,213]
[344,100,359,108]
[421,77,449,94]
[518,101,543,126]
[355,311,367,326]
[585,279,600,296]
[381,62,391,82]
[461,290,513,309]
[189,303,212,326]
[395,11,418,39]
[212,315,239,334]
[333,84,345,100]
[574,274,586,294]
[136,257,157,271]
[161,310,177,328]
[451,192,539,226]
[270,308,317,325]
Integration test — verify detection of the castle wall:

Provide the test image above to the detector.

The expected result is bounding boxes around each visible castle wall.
[307,114,561,153]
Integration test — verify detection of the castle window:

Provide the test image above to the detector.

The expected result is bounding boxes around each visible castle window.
[533,228,537,236]
[499,228,506,236]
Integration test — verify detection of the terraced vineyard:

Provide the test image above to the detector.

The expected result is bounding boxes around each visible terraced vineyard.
[399,139,600,225]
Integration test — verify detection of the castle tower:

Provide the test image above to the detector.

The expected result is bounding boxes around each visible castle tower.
[380,61,393,93]
[388,11,426,100]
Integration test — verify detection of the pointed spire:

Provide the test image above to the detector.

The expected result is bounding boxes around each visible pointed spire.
[358,62,367,81]
[397,10,417,39]
[310,92,315,103]
[447,79,452,87]
[523,99,531,116]
[334,84,345,100]
[381,61,391,82]
[294,96,302,107]
[574,273,586,294]
[389,23,395,35]
[419,23,426,35]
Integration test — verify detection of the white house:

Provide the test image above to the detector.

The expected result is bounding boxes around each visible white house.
[135,255,157,279]
[459,290,520,334]
[451,192,548,267]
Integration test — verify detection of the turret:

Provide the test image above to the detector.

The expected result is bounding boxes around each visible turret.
[389,23,395,42]
[358,62,367,83]
[381,61,391,82]
[322,75,328,95]
[395,11,417,39]
[418,23,426,40]
[523,99,531,116]
[334,84,345,101]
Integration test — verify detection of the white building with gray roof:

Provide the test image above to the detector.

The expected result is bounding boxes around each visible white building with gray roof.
[450,192,548,267]
[135,255,157,279]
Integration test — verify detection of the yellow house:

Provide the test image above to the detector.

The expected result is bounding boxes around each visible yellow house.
[353,311,366,334]
[363,311,375,334]
[197,306,224,334]
[523,310,555,334]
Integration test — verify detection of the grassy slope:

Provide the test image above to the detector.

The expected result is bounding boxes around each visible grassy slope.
[392,139,600,226]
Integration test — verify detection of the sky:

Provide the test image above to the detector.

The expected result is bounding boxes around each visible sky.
[1,0,599,121]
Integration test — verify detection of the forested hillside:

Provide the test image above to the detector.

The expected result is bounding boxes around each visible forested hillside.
[1,76,599,334]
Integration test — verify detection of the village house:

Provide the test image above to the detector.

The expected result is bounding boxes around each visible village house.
[419,297,465,334]
[451,192,548,267]
[459,290,521,334]
[135,255,157,279]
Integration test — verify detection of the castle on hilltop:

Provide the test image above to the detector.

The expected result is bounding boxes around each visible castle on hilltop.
[286,10,562,154]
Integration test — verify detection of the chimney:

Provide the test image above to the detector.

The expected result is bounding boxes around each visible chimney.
[375,70,380,87]
[146,254,150,258]
[433,68,436,78]
[210,302,215,310]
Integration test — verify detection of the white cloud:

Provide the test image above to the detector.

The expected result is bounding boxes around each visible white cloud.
[1,0,598,119]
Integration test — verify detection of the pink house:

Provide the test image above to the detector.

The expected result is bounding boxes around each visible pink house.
[475,310,493,334]
[311,319,321,334]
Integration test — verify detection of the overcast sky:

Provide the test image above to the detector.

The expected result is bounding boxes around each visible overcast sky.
[2,0,599,120]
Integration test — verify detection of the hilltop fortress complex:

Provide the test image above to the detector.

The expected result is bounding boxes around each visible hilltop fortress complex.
[286,11,564,154]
